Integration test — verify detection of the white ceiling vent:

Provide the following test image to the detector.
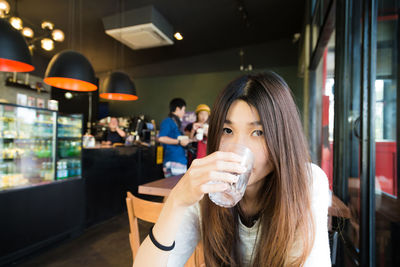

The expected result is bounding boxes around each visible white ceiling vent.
[103,6,174,50]
[105,23,173,50]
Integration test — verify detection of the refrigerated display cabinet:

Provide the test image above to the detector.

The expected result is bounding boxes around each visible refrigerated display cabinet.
[57,114,82,180]
[0,103,83,191]
[0,103,57,190]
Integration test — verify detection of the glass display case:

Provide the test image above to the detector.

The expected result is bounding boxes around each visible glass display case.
[0,104,56,190]
[57,114,82,180]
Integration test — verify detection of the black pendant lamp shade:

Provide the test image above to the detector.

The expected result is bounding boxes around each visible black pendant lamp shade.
[0,19,34,72]
[100,71,138,101]
[44,50,97,91]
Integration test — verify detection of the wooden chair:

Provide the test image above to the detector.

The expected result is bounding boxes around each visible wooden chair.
[126,192,204,266]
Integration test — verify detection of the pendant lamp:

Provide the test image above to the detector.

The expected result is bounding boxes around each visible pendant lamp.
[44,50,97,91]
[0,19,34,72]
[100,71,138,101]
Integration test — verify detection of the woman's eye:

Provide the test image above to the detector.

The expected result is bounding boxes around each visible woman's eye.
[251,130,263,136]
[222,128,233,134]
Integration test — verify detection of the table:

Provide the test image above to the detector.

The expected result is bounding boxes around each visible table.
[138,175,183,197]
[139,175,351,219]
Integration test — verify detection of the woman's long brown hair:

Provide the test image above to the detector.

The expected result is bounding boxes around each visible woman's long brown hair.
[201,72,314,266]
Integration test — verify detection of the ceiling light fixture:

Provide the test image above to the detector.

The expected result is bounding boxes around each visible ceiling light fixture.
[236,0,251,28]
[22,26,33,38]
[239,48,252,72]
[52,29,65,42]
[174,32,183,40]
[0,0,10,17]
[41,20,54,30]
[9,16,22,30]
[0,18,34,72]
[100,1,137,101]
[1,1,65,52]
[100,71,138,101]
[44,50,97,92]
[41,38,54,51]
[34,25,64,51]
[65,92,73,99]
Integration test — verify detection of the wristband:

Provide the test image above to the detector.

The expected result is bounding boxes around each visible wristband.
[177,139,181,146]
[149,226,175,251]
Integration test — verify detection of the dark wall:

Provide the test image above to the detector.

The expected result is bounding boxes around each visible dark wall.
[104,66,303,126]
[30,53,51,78]
[44,38,303,128]
[115,38,301,78]
[97,39,303,126]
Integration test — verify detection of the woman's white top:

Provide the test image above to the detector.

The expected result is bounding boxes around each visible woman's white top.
[166,163,332,266]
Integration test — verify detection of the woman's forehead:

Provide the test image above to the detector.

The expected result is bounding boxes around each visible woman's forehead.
[225,100,260,124]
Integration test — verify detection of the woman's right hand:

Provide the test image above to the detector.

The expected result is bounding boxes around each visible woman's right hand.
[133,151,244,267]
[170,151,246,207]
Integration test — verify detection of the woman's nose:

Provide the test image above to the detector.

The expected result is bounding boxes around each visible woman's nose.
[231,134,247,145]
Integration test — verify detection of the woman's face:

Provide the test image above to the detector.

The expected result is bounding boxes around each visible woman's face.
[109,118,118,130]
[219,100,273,187]
[197,110,209,123]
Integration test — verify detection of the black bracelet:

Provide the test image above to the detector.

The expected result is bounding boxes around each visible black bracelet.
[149,226,175,251]
[177,139,181,146]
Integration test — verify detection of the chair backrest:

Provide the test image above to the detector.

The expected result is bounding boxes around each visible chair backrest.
[126,191,205,266]
[126,192,164,259]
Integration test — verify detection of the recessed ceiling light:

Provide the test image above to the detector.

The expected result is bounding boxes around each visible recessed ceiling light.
[174,32,183,40]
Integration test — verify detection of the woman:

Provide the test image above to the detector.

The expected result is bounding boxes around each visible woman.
[134,72,331,266]
[185,104,211,166]
[102,117,126,146]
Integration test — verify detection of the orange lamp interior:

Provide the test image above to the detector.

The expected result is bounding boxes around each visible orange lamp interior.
[100,93,138,101]
[0,58,34,72]
[44,77,97,91]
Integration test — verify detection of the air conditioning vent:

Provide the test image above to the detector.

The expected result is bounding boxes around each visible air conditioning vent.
[103,6,174,50]
[105,23,173,50]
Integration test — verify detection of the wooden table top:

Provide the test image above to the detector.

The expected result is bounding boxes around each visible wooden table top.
[139,175,351,219]
[138,175,183,197]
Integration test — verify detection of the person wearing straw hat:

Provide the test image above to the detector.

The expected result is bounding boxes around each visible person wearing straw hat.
[185,104,211,166]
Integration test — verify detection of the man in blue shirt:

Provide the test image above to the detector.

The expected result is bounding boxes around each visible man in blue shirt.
[158,98,190,177]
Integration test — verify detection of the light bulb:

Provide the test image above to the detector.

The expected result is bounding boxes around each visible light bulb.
[52,29,64,42]
[0,0,10,17]
[9,17,23,30]
[41,20,54,30]
[65,92,73,99]
[22,27,34,38]
[174,32,183,40]
[41,38,54,51]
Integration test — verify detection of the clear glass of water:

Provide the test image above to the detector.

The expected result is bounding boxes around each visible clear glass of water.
[208,143,254,208]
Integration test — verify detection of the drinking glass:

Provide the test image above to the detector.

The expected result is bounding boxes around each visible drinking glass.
[208,143,254,208]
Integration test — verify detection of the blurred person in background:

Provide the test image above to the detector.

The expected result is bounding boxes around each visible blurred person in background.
[158,98,189,177]
[184,104,210,167]
[102,117,126,146]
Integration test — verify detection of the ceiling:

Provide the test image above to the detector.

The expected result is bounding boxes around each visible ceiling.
[11,0,305,76]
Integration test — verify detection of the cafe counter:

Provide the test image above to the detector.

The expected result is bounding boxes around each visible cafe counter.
[82,145,163,227]
[0,145,163,266]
